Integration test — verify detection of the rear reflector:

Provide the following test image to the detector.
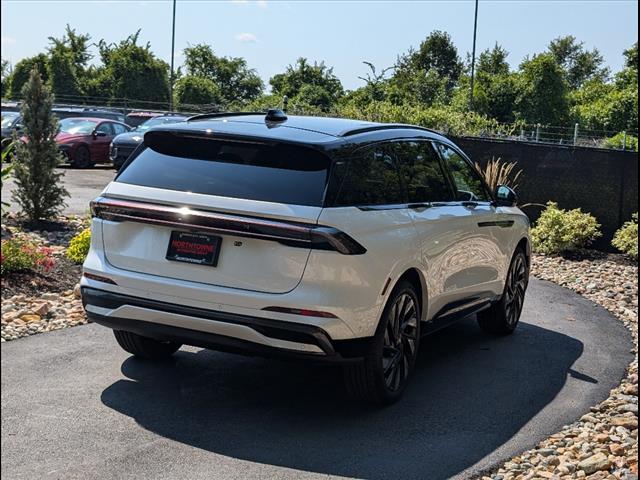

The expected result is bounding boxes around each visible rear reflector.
[83,272,117,285]
[262,306,338,319]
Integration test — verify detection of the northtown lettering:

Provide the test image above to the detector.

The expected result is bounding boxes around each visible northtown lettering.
[171,240,215,255]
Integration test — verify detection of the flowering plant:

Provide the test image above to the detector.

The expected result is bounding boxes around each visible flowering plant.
[1,239,56,275]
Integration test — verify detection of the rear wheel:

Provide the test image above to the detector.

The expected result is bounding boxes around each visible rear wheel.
[478,249,528,335]
[113,330,181,359]
[71,145,92,169]
[343,281,421,405]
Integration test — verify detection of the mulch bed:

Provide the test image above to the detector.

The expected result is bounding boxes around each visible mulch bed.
[1,256,81,300]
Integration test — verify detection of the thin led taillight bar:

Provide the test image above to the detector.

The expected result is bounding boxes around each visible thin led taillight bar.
[90,196,366,255]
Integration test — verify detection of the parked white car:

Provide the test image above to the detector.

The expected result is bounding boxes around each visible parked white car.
[81,110,531,404]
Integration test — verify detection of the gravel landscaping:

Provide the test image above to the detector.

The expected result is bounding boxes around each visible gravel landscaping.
[1,214,87,342]
[481,253,638,480]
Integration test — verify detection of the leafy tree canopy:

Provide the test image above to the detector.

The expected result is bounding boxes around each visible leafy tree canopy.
[516,53,569,125]
[94,30,170,106]
[269,57,343,111]
[174,75,222,108]
[8,54,49,98]
[548,35,608,89]
[183,43,263,104]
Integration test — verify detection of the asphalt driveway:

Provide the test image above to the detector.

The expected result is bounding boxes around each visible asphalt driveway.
[1,279,633,480]
[2,166,115,216]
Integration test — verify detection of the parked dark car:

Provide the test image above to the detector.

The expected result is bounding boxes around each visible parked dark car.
[56,117,131,168]
[1,111,22,149]
[110,113,188,169]
[124,111,163,128]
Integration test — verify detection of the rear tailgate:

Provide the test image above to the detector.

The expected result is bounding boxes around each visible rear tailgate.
[96,130,356,294]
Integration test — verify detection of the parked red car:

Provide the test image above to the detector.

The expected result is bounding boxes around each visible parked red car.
[56,117,130,168]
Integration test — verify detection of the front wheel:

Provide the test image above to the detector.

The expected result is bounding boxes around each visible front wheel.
[343,281,421,405]
[478,249,529,335]
[71,145,92,168]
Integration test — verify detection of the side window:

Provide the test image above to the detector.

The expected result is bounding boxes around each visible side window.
[335,145,405,206]
[112,123,128,135]
[392,141,454,203]
[436,143,490,202]
[96,122,114,135]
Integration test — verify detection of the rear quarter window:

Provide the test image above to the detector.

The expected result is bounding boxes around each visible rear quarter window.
[116,138,331,207]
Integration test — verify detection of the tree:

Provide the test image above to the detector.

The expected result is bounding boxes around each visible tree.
[269,58,343,111]
[548,36,608,89]
[477,43,510,76]
[8,54,49,98]
[174,75,222,108]
[48,50,83,98]
[402,31,463,91]
[47,25,91,98]
[12,67,68,221]
[463,44,518,122]
[1,59,11,97]
[343,62,395,108]
[623,42,638,70]
[515,53,569,125]
[47,25,92,72]
[94,31,170,107]
[183,44,263,105]
[571,43,638,132]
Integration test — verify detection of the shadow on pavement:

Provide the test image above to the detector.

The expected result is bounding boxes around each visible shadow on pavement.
[101,316,586,480]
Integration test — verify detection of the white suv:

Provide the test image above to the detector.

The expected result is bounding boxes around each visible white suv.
[81,111,530,404]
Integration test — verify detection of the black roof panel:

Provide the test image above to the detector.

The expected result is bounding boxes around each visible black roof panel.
[169,113,443,144]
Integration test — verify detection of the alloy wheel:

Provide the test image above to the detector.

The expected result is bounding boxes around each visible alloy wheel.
[382,292,419,392]
[504,255,527,327]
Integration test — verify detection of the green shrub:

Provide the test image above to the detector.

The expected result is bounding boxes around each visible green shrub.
[602,132,638,151]
[1,238,55,275]
[531,202,602,254]
[334,101,498,137]
[612,213,638,260]
[66,228,91,264]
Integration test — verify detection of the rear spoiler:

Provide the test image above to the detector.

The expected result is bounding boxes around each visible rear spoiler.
[90,197,366,255]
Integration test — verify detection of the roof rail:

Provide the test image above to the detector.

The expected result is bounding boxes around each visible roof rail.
[339,124,443,137]
[187,111,266,122]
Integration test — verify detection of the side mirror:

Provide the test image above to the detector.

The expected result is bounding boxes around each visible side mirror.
[495,185,518,207]
[93,130,107,138]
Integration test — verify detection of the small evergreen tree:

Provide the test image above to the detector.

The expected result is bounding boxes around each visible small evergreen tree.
[12,67,68,221]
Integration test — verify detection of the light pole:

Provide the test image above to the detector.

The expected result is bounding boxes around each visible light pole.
[469,0,479,111]
[169,0,177,111]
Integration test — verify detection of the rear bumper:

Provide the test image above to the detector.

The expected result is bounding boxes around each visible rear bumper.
[82,287,366,363]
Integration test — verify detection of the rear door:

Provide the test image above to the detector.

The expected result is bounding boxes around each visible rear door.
[99,136,332,294]
[431,141,505,304]
[390,140,466,319]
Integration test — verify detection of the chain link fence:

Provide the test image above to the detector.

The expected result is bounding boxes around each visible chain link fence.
[468,122,636,151]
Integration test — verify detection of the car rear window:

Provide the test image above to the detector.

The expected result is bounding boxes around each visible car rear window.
[116,137,331,206]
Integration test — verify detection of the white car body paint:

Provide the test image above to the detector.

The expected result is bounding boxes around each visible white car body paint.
[82,181,529,342]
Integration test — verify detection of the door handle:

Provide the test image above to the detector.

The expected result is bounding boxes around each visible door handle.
[408,203,431,210]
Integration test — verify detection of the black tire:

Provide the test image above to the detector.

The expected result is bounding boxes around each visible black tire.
[71,145,92,169]
[113,330,181,359]
[343,281,421,405]
[478,249,529,335]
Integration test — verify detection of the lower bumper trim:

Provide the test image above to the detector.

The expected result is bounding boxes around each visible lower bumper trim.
[81,287,365,362]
